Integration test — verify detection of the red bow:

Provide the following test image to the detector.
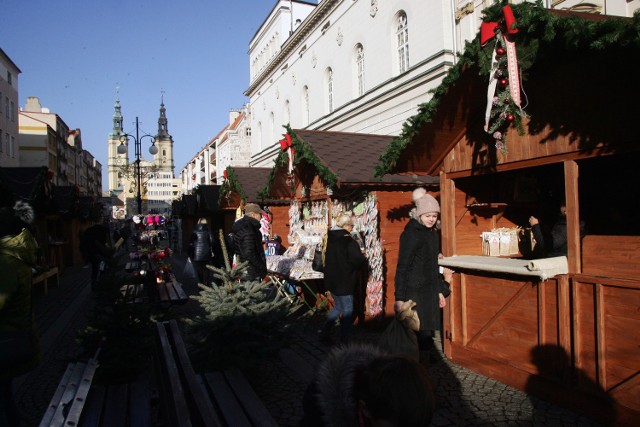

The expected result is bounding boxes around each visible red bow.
[279,133,293,150]
[223,169,228,179]
[480,5,518,46]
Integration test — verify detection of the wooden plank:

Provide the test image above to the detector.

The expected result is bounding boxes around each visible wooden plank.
[102,383,128,427]
[538,281,546,345]
[466,281,531,348]
[165,282,180,301]
[78,385,106,427]
[461,274,468,346]
[129,377,151,427]
[166,320,220,427]
[48,362,87,426]
[155,322,192,427]
[558,276,571,357]
[63,358,98,427]
[39,363,76,427]
[223,369,278,427]
[203,372,252,427]
[172,281,188,301]
[596,283,607,390]
[564,160,580,273]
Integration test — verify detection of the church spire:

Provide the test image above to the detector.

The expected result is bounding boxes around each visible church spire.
[157,91,169,139]
[110,87,124,137]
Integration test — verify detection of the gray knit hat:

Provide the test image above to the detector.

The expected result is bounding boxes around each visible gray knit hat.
[415,194,440,216]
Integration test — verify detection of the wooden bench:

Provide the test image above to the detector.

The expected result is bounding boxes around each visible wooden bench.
[39,358,98,427]
[157,278,188,305]
[156,320,278,427]
[33,267,59,294]
[40,353,151,427]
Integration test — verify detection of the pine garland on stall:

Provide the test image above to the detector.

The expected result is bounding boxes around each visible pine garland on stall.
[186,230,312,370]
[375,1,640,176]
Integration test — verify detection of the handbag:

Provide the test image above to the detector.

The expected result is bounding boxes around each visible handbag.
[0,330,34,365]
[183,257,197,279]
[312,248,324,272]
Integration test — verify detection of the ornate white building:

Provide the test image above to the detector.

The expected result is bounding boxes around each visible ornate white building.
[245,0,639,167]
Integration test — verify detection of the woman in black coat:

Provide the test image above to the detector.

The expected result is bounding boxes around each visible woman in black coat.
[319,214,367,342]
[394,194,452,355]
[189,218,214,284]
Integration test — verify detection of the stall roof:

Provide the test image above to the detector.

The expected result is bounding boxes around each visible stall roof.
[293,129,439,185]
[233,167,272,202]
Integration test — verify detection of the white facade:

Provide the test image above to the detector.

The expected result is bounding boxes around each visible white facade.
[180,105,253,192]
[0,48,21,167]
[246,0,639,168]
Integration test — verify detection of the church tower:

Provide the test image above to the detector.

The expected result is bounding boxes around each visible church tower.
[107,96,128,194]
[153,94,175,174]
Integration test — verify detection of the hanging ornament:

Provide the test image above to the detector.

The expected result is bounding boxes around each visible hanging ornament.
[499,78,508,88]
[507,114,515,122]
[496,47,506,56]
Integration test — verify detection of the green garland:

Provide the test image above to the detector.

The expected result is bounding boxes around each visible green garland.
[374,0,640,177]
[257,125,339,200]
[218,166,246,205]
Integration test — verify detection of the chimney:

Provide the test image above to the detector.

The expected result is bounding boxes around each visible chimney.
[229,110,240,125]
[24,96,43,112]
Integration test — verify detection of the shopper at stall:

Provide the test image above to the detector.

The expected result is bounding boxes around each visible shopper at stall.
[232,203,268,282]
[394,194,453,362]
[318,213,367,342]
[189,218,215,284]
[0,201,41,427]
[80,222,110,290]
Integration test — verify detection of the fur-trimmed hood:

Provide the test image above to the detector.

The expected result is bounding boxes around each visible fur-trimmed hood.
[314,342,390,427]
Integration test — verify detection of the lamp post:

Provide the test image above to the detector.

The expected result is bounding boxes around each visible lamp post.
[117,117,158,215]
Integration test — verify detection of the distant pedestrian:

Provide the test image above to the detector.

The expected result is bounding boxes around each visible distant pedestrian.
[80,222,110,290]
[189,218,215,284]
[232,204,268,282]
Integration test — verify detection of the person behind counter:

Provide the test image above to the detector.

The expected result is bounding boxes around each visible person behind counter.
[394,194,453,363]
[529,201,585,258]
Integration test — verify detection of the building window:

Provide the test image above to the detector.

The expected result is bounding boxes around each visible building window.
[302,86,310,126]
[396,12,409,73]
[269,112,275,143]
[10,101,14,121]
[10,136,15,157]
[0,129,3,153]
[4,133,9,154]
[245,127,251,137]
[326,68,334,113]
[355,43,365,97]
[284,100,290,125]
[5,98,8,119]
[7,72,12,85]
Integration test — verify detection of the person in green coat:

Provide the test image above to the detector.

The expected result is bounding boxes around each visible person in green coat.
[0,201,41,427]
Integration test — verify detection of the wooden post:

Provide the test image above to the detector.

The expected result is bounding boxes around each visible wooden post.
[564,160,581,273]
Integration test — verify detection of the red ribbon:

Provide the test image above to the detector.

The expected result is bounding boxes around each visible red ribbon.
[480,5,518,46]
[279,133,293,150]
[223,169,228,179]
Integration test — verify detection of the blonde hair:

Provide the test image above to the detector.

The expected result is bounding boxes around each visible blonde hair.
[335,213,353,228]
[198,217,208,225]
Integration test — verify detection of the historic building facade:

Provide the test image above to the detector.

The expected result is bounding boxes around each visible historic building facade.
[0,48,21,168]
[107,97,180,215]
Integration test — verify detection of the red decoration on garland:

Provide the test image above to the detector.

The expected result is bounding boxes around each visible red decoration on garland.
[223,169,228,179]
[507,114,515,122]
[496,47,506,56]
[499,78,508,88]
[480,5,519,46]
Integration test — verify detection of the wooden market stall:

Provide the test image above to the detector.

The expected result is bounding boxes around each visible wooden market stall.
[374,4,640,425]
[219,166,290,242]
[262,128,438,319]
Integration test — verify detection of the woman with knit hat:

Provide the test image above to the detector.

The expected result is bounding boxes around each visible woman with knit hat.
[394,193,452,362]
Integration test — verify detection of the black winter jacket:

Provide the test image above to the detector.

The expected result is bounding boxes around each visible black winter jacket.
[232,216,267,281]
[190,224,214,262]
[323,228,367,296]
[394,219,450,331]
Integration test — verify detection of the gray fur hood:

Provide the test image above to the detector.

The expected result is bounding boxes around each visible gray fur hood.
[315,342,389,427]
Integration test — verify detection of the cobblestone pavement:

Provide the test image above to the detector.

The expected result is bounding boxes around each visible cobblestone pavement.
[13,254,604,427]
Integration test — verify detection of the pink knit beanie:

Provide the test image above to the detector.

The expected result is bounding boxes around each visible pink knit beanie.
[415,194,440,216]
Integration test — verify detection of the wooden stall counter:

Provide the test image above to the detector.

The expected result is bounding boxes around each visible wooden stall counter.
[439,255,568,281]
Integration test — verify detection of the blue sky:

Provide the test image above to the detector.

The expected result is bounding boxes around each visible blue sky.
[1,0,308,187]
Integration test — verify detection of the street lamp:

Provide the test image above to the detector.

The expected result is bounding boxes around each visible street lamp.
[117,116,158,215]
